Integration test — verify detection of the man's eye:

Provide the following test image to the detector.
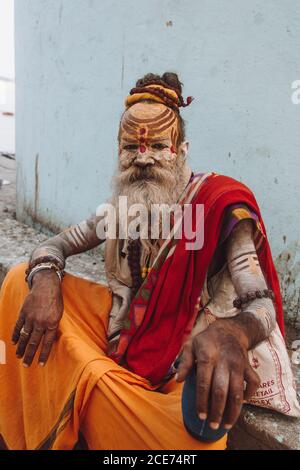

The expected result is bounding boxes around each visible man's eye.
[151,143,168,150]
[123,144,139,151]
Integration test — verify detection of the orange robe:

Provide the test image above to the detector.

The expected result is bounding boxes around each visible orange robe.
[0,262,227,450]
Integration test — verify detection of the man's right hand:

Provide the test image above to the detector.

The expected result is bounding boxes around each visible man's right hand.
[11,270,64,367]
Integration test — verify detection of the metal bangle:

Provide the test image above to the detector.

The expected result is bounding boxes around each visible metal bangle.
[26,263,64,289]
[29,254,64,270]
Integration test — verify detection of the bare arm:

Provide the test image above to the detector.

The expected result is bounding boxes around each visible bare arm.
[223,218,276,349]
[12,214,106,367]
[177,219,276,430]
[29,214,106,269]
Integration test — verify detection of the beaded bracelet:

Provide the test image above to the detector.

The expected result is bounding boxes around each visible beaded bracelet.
[233,289,274,309]
[27,254,64,272]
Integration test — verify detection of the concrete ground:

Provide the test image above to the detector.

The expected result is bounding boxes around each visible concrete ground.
[0,153,15,218]
[0,154,106,284]
[0,154,300,450]
[0,109,15,156]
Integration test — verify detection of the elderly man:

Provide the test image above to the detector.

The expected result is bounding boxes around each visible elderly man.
[0,72,284,450]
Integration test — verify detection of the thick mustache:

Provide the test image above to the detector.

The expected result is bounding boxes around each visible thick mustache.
[133,168,171,183]
[120,164,173,183]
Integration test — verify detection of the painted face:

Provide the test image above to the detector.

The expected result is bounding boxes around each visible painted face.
[118,102,180,167]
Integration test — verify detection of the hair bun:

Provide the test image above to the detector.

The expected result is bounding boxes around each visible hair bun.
[135,73,161,88]
[135,72,183,96]
[161,72,183,95]
[130,72,191,112]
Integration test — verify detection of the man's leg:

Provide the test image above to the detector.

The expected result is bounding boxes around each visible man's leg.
[80,369,227,450]
[0,262,112,449]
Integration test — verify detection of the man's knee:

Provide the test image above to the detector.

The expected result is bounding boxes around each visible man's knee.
[2,262,28,289]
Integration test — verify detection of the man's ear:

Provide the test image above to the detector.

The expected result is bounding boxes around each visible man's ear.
[178,141,189,160]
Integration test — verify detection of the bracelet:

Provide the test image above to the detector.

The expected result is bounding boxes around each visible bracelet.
[25,255,63,282]
[26,263,64,289]
[27,255,64,272]
[233,289,274,309]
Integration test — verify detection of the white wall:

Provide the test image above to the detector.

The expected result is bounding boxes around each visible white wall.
[0,0,15,152]
[14,0,300,326]
[0,0,15,79]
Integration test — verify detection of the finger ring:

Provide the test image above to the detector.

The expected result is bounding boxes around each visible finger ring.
[20,327,30,337]
[47,325,57,331]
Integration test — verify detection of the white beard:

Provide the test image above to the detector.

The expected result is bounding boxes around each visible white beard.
[110,153,191,254]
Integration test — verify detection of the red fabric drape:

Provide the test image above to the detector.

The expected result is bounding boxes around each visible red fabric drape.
[112,174,284,385]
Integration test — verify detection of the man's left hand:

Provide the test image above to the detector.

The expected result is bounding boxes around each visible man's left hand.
[176,320,260,430]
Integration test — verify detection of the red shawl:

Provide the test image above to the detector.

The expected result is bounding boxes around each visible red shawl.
[110,173,285,385]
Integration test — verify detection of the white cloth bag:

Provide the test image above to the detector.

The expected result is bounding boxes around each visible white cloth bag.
[195,264,300,417]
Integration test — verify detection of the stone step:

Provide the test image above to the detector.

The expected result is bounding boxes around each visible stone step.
[0,216,107,286]
[0,216,300,450]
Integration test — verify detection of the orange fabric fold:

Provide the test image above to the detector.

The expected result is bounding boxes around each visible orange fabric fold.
[0,263,226,450]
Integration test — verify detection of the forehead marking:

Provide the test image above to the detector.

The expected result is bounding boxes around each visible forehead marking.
[146,115,177,136]
[126,107,170,123]
[124,111,174,132]
[171,127,178,146]
[120,106,179,148]
[122,138,140,143]
[121,114,177,138]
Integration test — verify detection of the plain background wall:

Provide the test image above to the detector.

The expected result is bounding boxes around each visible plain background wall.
[14,0,300,323]
[0,0,14,79]
[0,0,15,153]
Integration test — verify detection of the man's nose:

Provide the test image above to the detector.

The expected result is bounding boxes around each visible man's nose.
[134,155,155,167]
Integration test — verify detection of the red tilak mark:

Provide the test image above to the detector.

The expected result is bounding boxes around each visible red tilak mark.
[140,145,146,153]
[170,145,175,153]
[139,137,145,143]
[140,128,146,135]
